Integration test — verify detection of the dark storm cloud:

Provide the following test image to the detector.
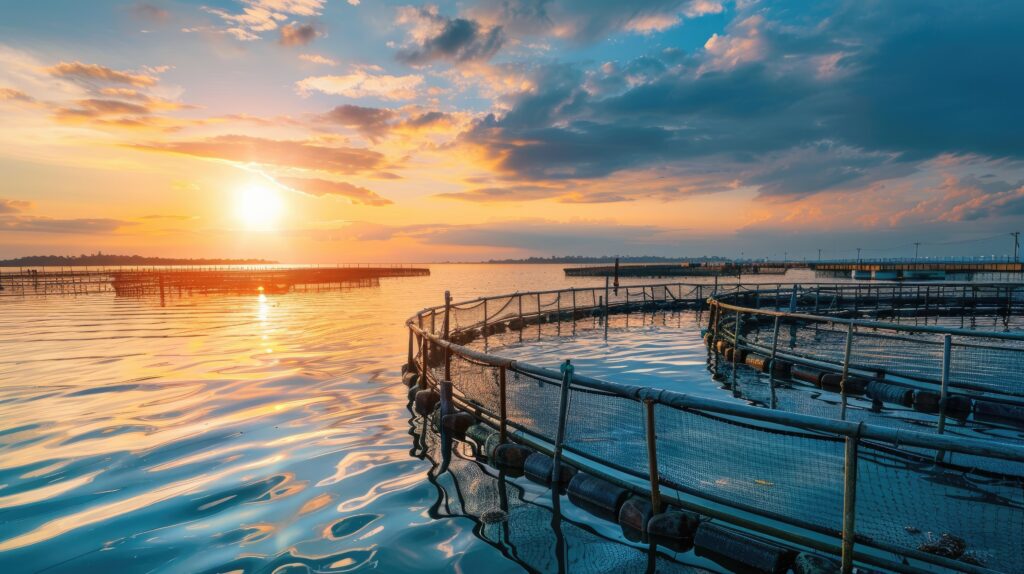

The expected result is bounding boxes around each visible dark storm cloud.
[461,0,1024,199]
[396,8,504,66]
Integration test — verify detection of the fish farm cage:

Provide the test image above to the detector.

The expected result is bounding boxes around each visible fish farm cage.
[402,282,1024,574]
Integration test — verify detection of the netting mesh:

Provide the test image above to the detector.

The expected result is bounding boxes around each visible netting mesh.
[409,281,1024,572]
[854,443,1024,572]
[654,403,846,535]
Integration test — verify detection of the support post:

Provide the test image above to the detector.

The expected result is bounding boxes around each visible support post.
[732,310,741,386]
[444,291,452,381]
[604,277,610,317]
[841,430,861,574]
[518,293,524,342]
[440,377,453,471]
[551,360,574,487]
[935,334,953,461]
[407,327,414,370]
[482,298,489,346]
[840,321,854,420]
[499,366,508,444]
[769,315,781,409]
[644,399,662,513]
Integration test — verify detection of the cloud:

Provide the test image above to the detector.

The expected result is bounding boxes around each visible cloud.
[470,0,723,43]
[0,216,137,234]
[319,104,396,141]
[0,87,35,103]
[456,0,1024,204]
[279,22,319,46]
[275,176,392,205]
[133,3,170,22]
[132,134,384,174]
[299,53,337,66]
[0,199,32,214]
[199,0,324,41]
[395,6,504,66]
[45,61,159,87]
[295,67,423,100]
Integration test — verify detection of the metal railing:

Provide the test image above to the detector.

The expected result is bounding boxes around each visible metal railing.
[405,281,1024,574]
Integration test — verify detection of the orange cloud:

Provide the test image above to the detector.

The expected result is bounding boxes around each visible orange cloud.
[45,61,159,87]
[132,135,384,174]
[275,176,392,206]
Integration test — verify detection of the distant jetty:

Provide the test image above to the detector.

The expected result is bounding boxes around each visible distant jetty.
[0,264,429,297]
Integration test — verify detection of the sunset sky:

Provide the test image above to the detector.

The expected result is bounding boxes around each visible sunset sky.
[2,0,1023,262]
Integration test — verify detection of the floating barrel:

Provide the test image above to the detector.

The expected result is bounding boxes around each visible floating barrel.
[866,381,914,407]
[402,372,419,388]
[732,348,748,363]
[724,347,734,362]
[715,340,728,354]
[618,497,653,542]
[442,412,476,437]
[486,322,507,335]
[648,510,701,551]
[791,365,827,386]
[974,400,1024,425]
[914,390,941,414]
[567,473,629,523]
[407,384,421,402]
[771,359,792,378]
[820,374,867,395]
[792,553,841,574]
[492,443,534,473]
[744,353,770,373]
[946,395,973,417]
[414,389,440,416]
[483,433,502,459]
[508,318,525,331]
[693,523,796,574]
[523,452,575,488]
[465,423,496,448]
[401,363,410,375]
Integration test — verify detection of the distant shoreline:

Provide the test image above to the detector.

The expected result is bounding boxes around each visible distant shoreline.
[0,255,278,267]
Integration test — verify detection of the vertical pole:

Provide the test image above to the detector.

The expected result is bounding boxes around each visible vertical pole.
[841,430,861,574]
[518,293,524,342]
[769,315,781,409]
[604,277,610,317]
[732,310,741,386]
[444,291,452,381]
[482,298,489,349]
[551,360,574,486]
[421,331,428,383]
[644,399,662,514]
[407,327,414,370]
[840,321,854,421]
[935,334,953,461]
[499,366,508,444]
[439,377,453,472]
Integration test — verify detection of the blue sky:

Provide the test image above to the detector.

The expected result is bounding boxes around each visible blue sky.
[1,0,1023,261]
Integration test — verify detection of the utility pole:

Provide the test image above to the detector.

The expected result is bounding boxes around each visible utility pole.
[817,248,822,262]
[914,242,921,261]
[856,247,862,262]
[1013,232,1020,262]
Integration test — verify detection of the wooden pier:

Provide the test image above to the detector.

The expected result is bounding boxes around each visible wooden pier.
[0,265,429,297]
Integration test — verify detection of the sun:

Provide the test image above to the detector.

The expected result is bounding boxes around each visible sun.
[235,184,284,229]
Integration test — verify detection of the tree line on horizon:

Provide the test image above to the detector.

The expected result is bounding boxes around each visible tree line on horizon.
[0,253,278,267]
